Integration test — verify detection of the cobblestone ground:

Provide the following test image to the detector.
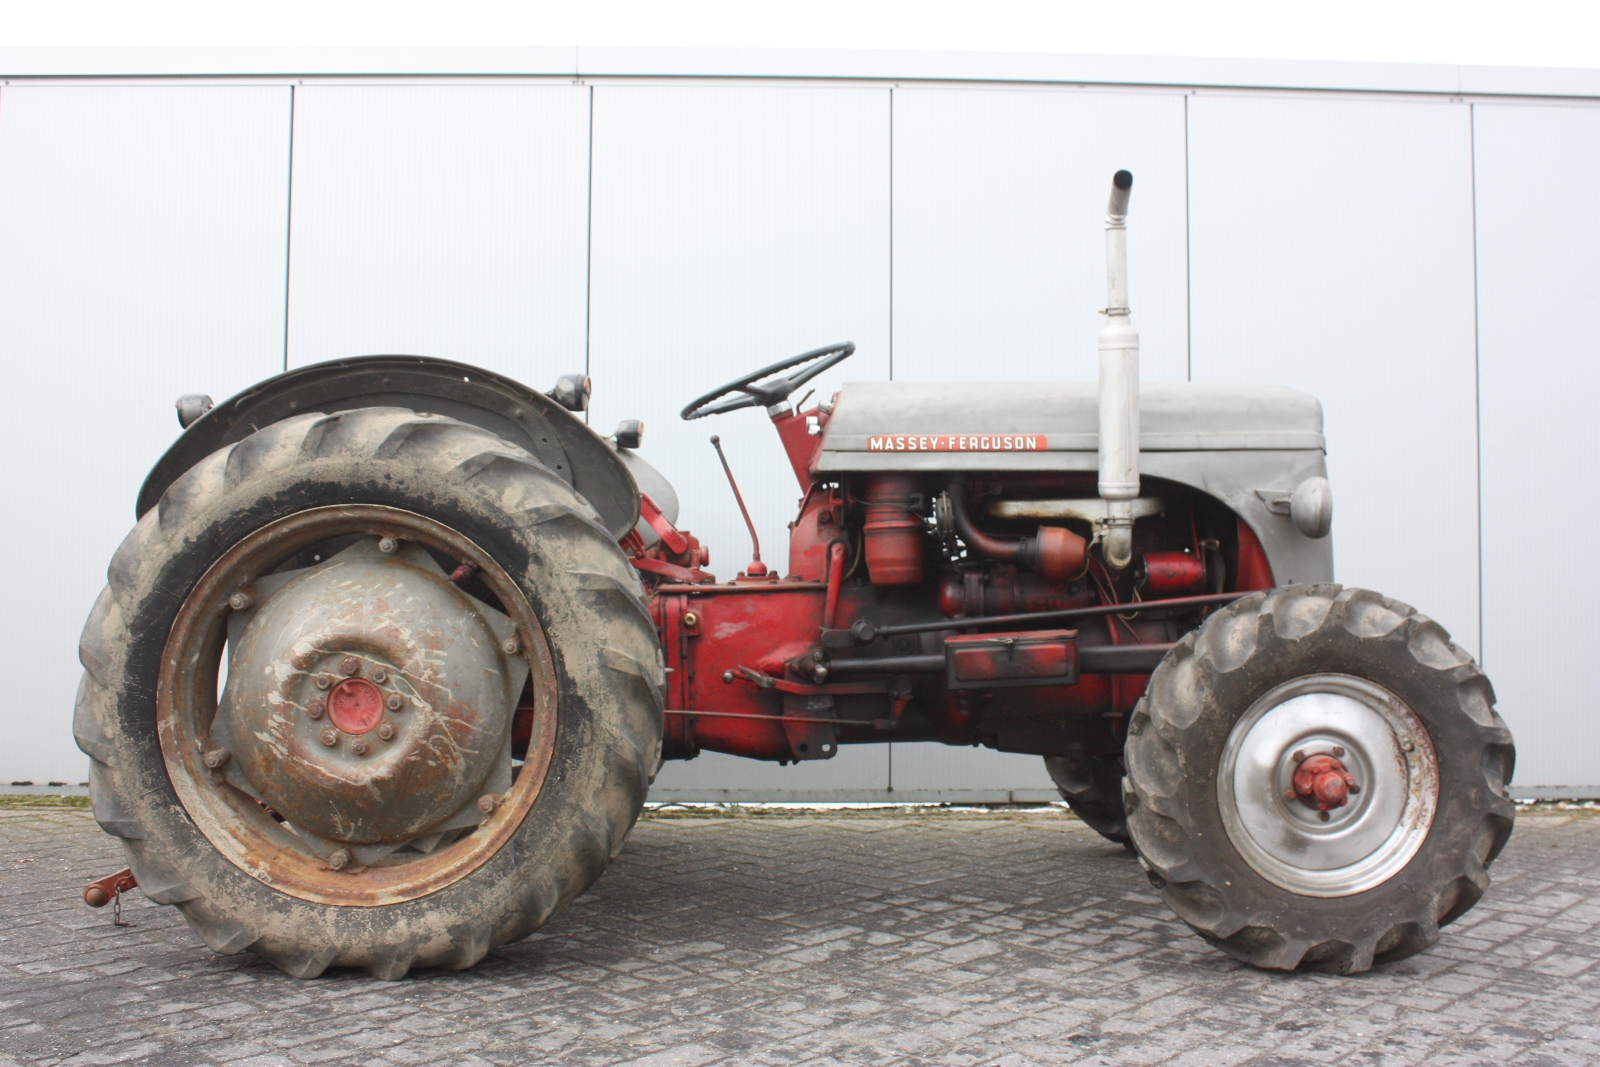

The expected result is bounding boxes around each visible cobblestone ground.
[1,803,1597,1067]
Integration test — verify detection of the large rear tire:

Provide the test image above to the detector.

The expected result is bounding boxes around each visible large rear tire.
[1123,585,1515,974]
[74,408,663,978]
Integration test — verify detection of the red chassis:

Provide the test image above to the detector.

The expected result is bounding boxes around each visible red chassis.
[619,401,1276,766]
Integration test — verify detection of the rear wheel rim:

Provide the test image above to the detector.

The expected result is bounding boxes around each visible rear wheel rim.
[157,504,559,906]
[1217,673,1439,898]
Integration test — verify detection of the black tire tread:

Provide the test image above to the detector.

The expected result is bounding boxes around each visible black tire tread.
[1123,584,1515,974]
[76,407,662,979]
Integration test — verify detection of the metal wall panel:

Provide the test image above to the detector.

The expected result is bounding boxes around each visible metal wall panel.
[0,86,291,783]
[891,86,1191,383]
[884,86,1188,797]
[285,85,591,384]
[1187,94,1482,657]
[585,85,892,794]
[1474,103,1600,789]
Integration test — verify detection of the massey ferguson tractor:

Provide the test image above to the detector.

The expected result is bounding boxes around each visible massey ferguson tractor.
[75,171,1515,980]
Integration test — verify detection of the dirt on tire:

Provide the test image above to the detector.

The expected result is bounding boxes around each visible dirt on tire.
[74,407,663,978]
[1122,584,1515,974]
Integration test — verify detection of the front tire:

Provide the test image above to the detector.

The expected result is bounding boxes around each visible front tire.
[1123,585,1515,974]
[74,408,663,978]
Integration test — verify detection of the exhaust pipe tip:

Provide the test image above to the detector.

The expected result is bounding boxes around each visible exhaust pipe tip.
[1108,170,1133,218]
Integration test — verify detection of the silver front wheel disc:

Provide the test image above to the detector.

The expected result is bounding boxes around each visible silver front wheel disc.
[1218,673,1440,898]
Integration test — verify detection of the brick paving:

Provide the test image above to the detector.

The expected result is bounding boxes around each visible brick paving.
[1,802,1597,1067]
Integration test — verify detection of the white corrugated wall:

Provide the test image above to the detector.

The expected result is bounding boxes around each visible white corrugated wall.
[0,56,1594,796]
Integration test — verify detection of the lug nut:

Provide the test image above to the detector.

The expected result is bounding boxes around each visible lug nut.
[320,728,339,747]
[314,675,332,690]
[501,636,521,656]
[1318,810,1331,822]
[477,794,499,814]
[385,694,405,711]
[1292,750,1306,763]
[1349,782,1362,794]
[371,667,388,684]
[377,537,398,554]
[306,699,325,720]
[1332,745,1346,757]
[329,849,350,871]
[349,737,369,756]
[228,591,253,611]
[203,747,231,770]
[340,656,361,676]
[377,722,395,741]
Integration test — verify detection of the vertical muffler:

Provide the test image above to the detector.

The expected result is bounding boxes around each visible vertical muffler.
[1097,169,1139,570]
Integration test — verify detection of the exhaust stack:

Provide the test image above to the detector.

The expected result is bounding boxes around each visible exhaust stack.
[1097,169,1139,571]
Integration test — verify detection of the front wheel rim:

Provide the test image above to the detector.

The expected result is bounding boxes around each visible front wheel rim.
[1217,673,1439,898]
[157,504,559,907]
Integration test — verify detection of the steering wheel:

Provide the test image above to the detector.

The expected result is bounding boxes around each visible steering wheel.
[680,342,855,421]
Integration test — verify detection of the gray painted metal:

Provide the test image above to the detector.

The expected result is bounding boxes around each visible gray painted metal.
[136,354,642,540]
[817,379,1334,586]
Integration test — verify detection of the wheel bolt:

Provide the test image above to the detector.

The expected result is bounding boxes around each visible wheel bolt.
[477,794,499,814]
[377,722,395,741]
[329,849,350,870]
[501,636,521,656]
[1292,750,1306,763]
[320,728,339,746]
[1332,745,1346,757]
[349,737,369,756]
[228,591,253,611]
[1319,810,1331,822]
[377,537,398,554]
[203,747,231,770]
[371,667,388,684]
[386,694,405,711]
[306,699,325,720]
[340,656,361,676]
[314,675,332,690]
[1349,782,1361,794]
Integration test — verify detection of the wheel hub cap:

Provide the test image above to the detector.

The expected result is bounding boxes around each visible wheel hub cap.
[214,538,528,846]
[1217,674,1439,898]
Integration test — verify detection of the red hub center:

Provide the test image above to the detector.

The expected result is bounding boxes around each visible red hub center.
[1293,753,1356,811]
[328,677,385,735]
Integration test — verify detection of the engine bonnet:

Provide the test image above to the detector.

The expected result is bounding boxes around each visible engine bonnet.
[816,380,1324,472]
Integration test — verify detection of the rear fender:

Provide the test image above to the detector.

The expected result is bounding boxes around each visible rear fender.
[137,355,640,539]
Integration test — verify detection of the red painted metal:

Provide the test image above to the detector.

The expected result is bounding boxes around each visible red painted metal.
[822,541,846,629]
[863,474,924,585]
[639,494,690,556]
[639,452,1273,763]
[1140,551,1206,597]
[945,630,1078,687]
[83,867,137,908]
[1294,753,1356,810]
[328,678,384,735]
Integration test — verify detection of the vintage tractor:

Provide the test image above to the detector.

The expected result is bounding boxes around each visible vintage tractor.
[76,171,1515,979]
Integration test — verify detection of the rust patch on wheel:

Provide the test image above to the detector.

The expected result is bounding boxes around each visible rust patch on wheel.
[157,505,559,907]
